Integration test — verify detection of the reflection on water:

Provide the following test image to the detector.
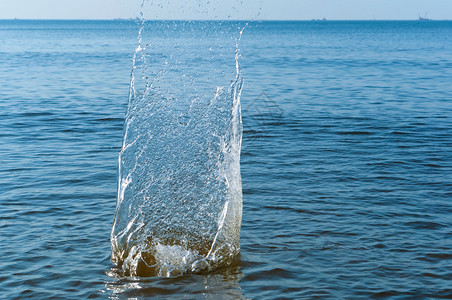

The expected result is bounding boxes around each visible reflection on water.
[106,264,244,299]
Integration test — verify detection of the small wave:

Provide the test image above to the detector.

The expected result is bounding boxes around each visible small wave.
[337,131,373,135]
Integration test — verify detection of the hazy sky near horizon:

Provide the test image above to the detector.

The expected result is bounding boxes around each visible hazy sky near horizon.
[0,0,451,20]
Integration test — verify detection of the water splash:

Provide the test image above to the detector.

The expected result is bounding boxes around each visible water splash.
[111,6,245,277]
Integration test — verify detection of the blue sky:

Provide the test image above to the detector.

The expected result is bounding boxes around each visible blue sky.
[0,0,450,20]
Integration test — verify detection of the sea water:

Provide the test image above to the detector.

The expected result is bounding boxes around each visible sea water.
[1,20,452,298]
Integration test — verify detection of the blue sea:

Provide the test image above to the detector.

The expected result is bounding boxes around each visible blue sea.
[1,20,451,299]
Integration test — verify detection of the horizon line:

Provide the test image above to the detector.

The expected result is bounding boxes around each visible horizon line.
[1,18,451,21]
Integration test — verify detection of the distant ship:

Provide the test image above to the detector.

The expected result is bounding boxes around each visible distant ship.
[418,13,430,21]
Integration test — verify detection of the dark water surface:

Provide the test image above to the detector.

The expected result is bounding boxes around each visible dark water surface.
[1,20,451,299]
